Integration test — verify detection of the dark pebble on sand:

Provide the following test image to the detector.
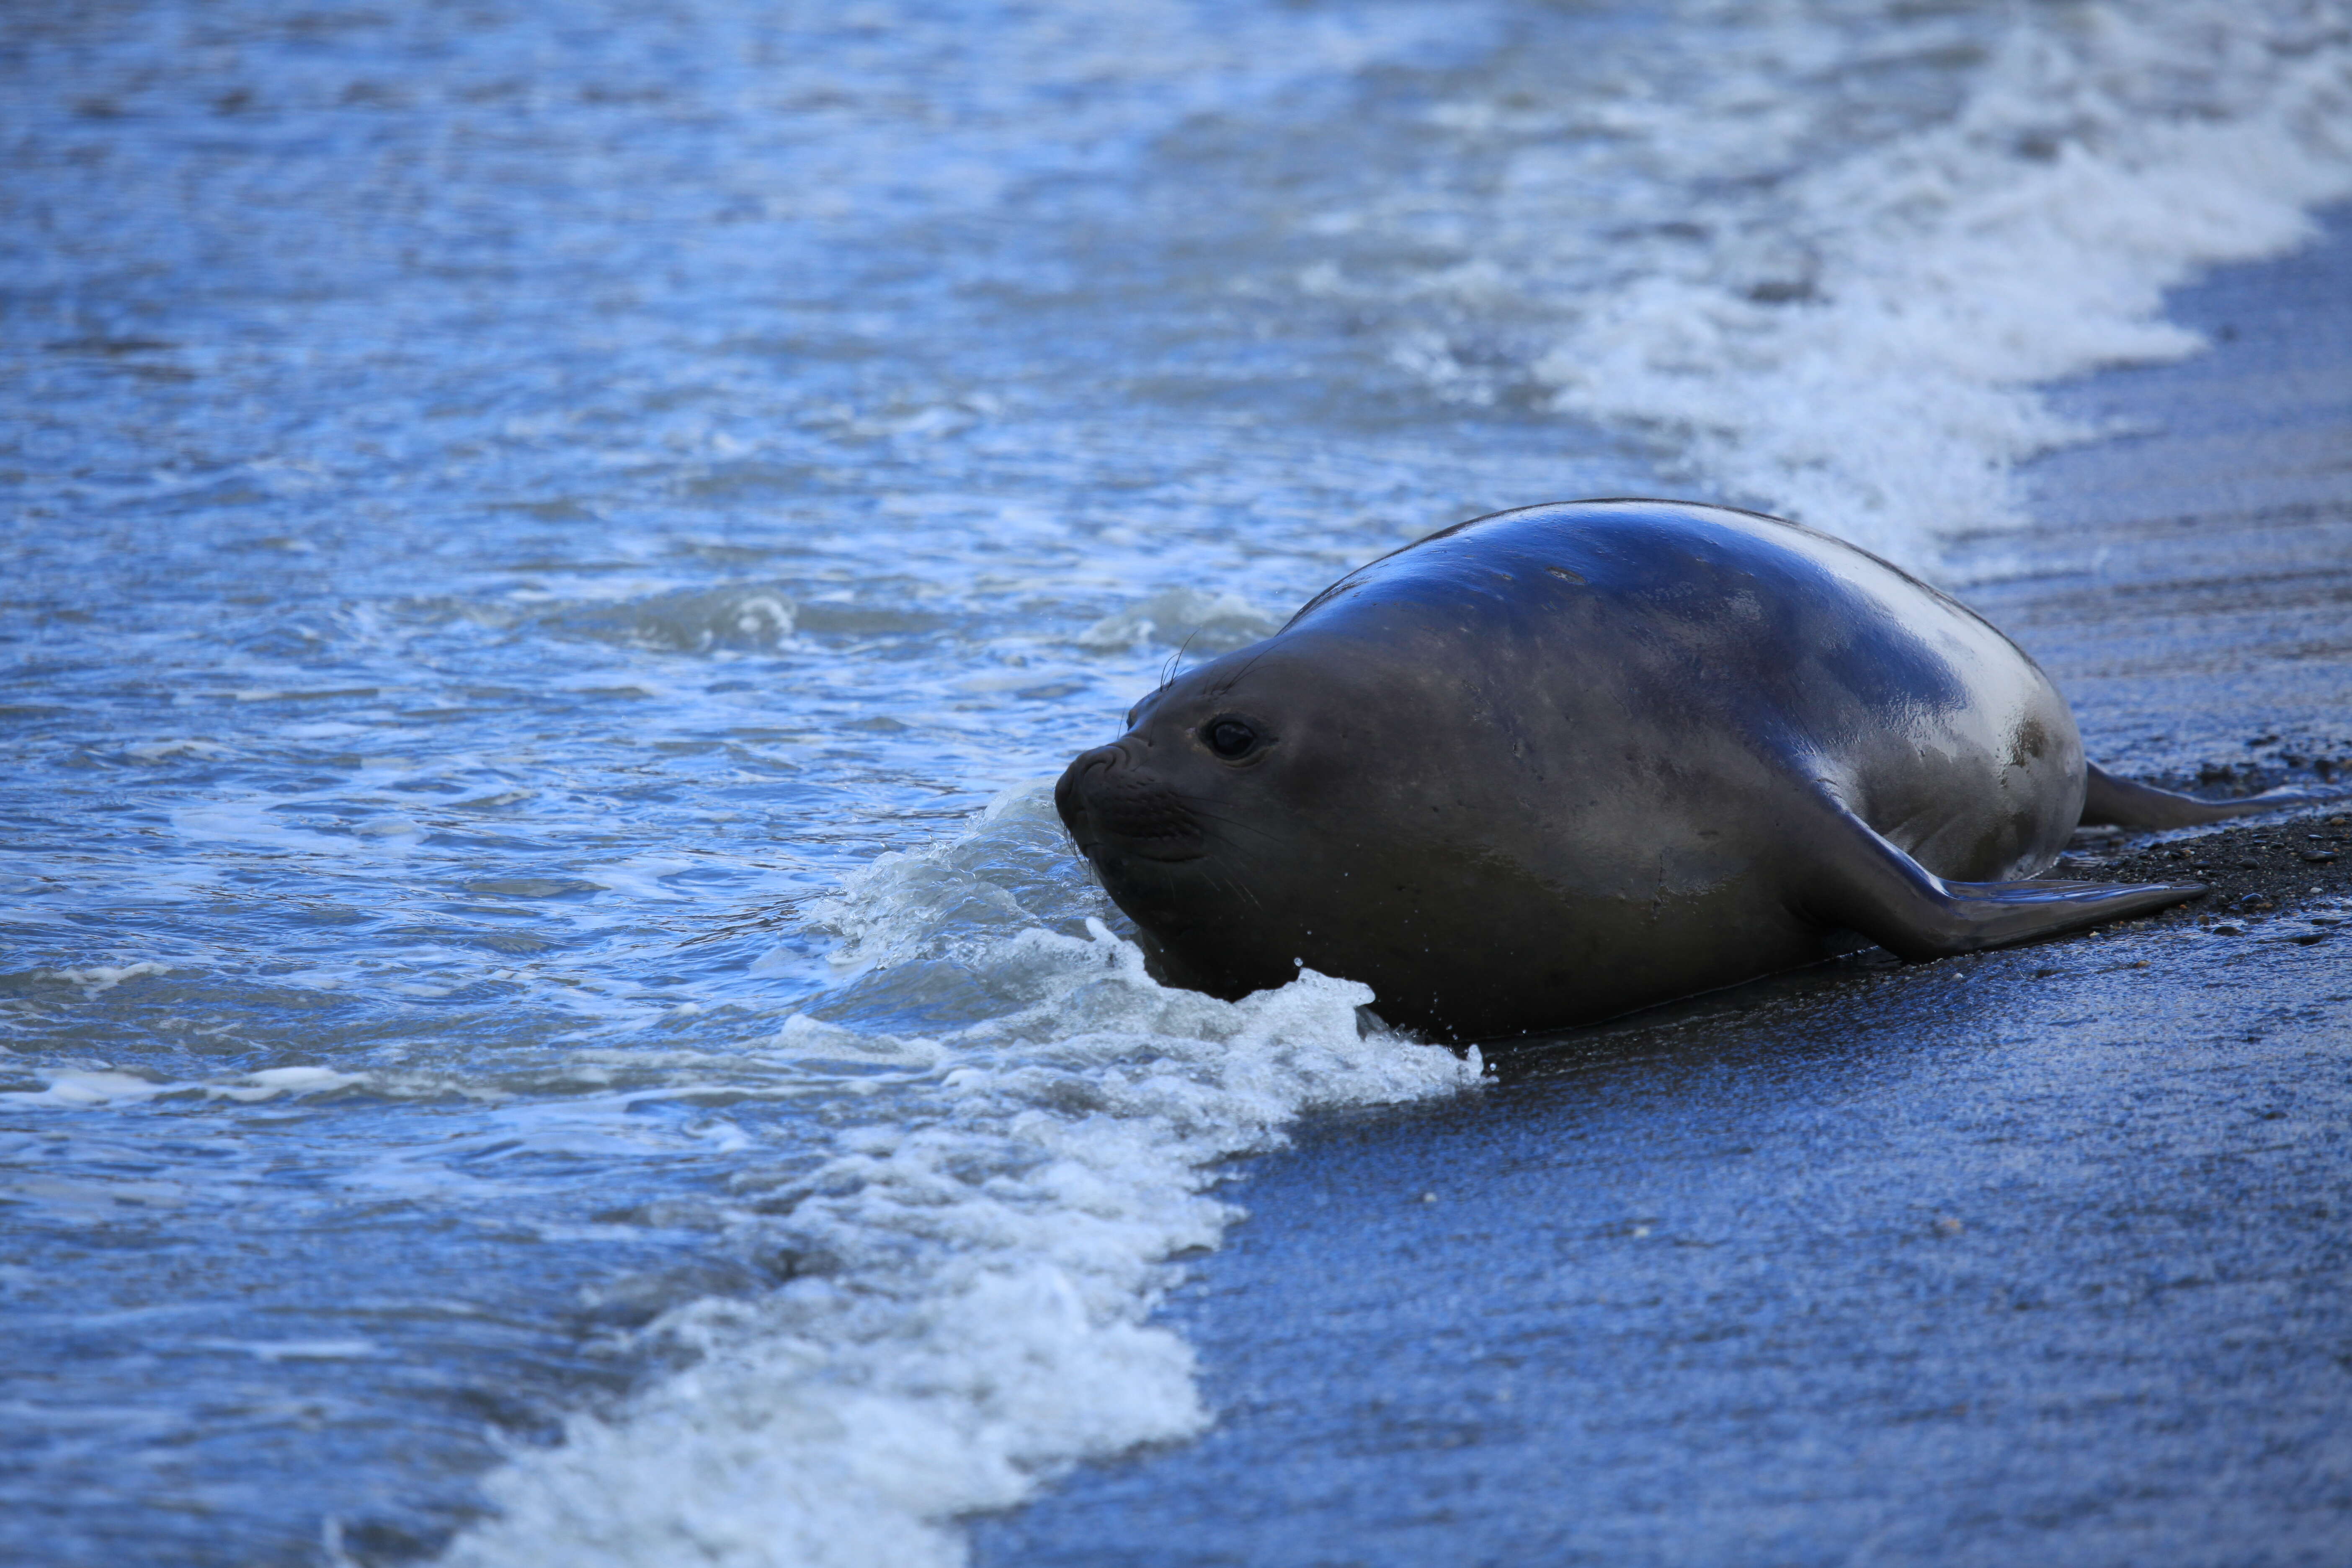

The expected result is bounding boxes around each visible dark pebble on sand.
[2304,852,2337,863]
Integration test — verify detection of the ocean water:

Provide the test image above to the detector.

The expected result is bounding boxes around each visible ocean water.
[3,1,2348,1563]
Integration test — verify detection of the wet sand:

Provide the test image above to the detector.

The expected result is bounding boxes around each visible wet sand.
[975,212,2352,1565]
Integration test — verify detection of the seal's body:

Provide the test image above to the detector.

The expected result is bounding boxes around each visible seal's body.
[1055,500,2261,1042]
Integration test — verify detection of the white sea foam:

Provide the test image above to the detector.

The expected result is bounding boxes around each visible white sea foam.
[39,961,173,995]
[441,792,1480,1568]
[4,1070,179,1107]
[1,1063,369,1107]
[1407,0,2352,571]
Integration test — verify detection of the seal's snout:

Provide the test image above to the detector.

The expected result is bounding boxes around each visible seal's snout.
[1053,745,1120,849]
[1054,741,1206,862]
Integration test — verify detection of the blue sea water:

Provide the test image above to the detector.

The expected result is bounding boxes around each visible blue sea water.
[3,2,2348,1563]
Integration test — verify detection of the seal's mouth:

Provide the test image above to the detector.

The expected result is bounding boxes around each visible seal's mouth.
[1054,744,1209,864]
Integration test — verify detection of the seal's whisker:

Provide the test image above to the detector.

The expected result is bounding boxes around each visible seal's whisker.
[1163,796,1286,846]
[1205,865,1262,911]
[1203,642,1276,699]
[1159,627,1206,693]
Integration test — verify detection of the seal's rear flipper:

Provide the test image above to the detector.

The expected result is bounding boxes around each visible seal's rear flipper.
[1810,801,2204,961]
[1854,875,2204,960]
[2080,763,2340,830]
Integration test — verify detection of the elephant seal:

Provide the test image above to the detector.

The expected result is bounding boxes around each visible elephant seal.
[1055,499,2299,1043]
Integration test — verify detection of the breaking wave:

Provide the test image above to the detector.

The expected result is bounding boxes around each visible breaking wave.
[441,791,1480,1568]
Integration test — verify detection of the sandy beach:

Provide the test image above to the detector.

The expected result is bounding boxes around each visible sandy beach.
[975,211,2352,1566]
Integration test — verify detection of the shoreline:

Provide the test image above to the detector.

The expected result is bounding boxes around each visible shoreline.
[973,215,2352,1566]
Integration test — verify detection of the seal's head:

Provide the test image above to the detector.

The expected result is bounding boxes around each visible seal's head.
[1054,640,1361,1003]
[1053,619,1517,1031]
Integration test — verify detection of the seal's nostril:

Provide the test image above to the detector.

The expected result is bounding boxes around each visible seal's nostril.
[1055,745,1125,839]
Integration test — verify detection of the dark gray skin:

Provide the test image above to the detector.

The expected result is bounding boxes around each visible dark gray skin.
[1055,499,2318,1044]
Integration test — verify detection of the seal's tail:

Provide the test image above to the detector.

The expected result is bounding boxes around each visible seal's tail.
[2078,763,2344,830]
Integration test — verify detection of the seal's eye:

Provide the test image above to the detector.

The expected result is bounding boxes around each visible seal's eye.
[1203,717,1258,759]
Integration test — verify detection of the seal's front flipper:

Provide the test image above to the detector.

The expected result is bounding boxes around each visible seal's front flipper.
[2080,763,2339,830]
[1808,802,2204,961]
